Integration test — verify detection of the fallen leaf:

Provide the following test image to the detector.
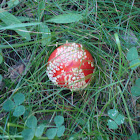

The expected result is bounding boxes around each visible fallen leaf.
[7,58,30,82]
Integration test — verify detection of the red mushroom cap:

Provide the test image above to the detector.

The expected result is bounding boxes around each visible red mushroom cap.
[46,43,95,91]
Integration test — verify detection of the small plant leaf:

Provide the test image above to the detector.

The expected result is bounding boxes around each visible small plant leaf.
[47,13,83,23]
[54,115,64,127]
[107,119,118,129]
[107,109,125,129]
[0,8,31,40]
[13,105,25,117]
[114,114,125,125]
[135,78,140,86]
[13,93,25,105]
[108,109,119,120]
[0,74,3,82]
[127,47,139,61]
[2,99,15,111]
[23,109,30,120]
[57,125,65,137]
[38,1,45,21]
[35,124,45,137]
[0,55,3,64]
[0,22,41,30]
[131,78,140,97]
[26,116,37,129]
[39,23,51,46]
[131,86,140,97]
[21,128,35,140]
[7,0,19,8]
[16,16,35,22]
[46,128,57,139]
[129,59,140,70]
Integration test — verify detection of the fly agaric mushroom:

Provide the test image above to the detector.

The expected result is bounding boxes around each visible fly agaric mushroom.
[46,43,95,91]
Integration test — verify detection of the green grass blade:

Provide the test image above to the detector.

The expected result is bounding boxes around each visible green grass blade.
[0,8,31,40]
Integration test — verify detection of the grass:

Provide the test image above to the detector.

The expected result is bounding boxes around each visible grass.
[0,0,140,139]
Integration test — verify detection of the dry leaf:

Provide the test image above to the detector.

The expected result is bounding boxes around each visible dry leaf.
[7,58,30,82]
